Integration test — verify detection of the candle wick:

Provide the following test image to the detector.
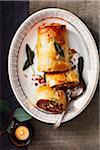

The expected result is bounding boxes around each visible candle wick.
[20,130,24,135]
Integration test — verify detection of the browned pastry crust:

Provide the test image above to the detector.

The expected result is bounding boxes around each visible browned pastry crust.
[46,69,79,88]
[34,85,68,113]
[36,23,71,72]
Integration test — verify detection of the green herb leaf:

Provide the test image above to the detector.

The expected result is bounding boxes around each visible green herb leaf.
[7,120,14,133]
[23,59,30,70]
[23,44,35,71]
[54,41,64,57]
[13,108,32,122]
[26,44,32,58]
[26,44,34,65]
[30,52,34,61]
[78,57,84,78]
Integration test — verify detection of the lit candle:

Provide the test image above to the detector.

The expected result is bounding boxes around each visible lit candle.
[15,126,29,140]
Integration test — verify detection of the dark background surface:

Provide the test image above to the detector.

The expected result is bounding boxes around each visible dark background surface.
[0,1,29,150]
[0,1,99,150]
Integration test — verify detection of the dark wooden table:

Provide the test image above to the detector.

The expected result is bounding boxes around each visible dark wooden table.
[0,1,99,150]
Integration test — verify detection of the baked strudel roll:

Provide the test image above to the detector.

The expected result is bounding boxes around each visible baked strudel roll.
[36,23,71,72]
[46,69,79,88]
[34,85,68,113]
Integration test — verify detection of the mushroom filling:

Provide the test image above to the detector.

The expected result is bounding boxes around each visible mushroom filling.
[37,99,64,113]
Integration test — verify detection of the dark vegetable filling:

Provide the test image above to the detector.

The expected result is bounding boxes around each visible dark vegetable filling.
[37,99,64,113]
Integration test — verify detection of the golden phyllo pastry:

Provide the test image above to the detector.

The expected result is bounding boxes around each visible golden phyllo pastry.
[46,69,79,88]
[34,85,68,113]
[36,23,71,72]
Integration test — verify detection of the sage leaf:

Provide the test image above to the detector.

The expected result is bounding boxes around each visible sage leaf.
[26,44,34,65]
[30,52,34,61]
[23,44,35,71]
[13,108,32,122]
[78,57,84,78]
[26,44,32,58]
[23,59,30,71]
[54,41,64,57]
[7,120,14,133]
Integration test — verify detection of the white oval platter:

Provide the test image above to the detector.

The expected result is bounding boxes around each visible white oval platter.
[8,8,99,123]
